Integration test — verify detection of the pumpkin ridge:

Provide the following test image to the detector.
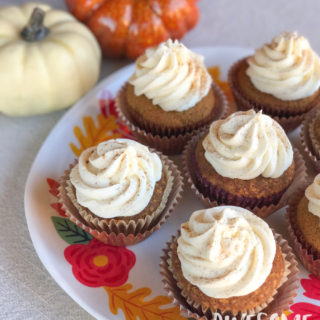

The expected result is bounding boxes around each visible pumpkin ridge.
[147,1,186,41]
[147,1,160,18]
[126,0,169,59]
[148,0,176,39]
[0,39,18,50]
[49,20,101,58]
[123,2,132,57]
[44,19,75,29]
[90,0,133,58]
[148,0,196,40]
[51,28,100,59]
[37,45,55,108]
[47,37,85,93]
[0,14,23,31]
[84,2,106,24]
[19,44,26,104]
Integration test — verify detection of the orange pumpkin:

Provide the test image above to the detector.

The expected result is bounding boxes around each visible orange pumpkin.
[65,0,199,59]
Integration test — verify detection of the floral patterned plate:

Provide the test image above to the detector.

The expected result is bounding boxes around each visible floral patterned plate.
[24,47,320,320]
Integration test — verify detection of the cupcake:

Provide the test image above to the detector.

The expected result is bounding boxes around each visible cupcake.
[301,106,320,171]
[184,109,296,214]
[58,138,183,246]
[116,39,227,155]
[161,206,298,318]
[229,32,320,130]
[287,174,320,277]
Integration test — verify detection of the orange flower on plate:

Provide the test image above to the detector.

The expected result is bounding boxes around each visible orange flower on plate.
[70,95,134,157]
[207,66,234,104]
[64,238,136,287]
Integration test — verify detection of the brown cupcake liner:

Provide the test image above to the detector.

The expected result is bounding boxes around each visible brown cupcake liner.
[63,169,172,234]
[308,114,320,159]
[286,187,320,278]
[115,82,228,155]
[273,114,305,133]
[191,152,287,209]
[160,232,299,320]
[124,84,225,136]
[300,107,320,172]
[58,152,184,246]
[183,130,307,218]
[228,58,320,132]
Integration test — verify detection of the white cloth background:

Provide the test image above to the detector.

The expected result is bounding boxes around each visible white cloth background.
[1,0,319,319]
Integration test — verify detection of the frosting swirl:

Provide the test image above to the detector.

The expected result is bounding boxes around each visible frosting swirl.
[129,39,212,112]
[247,32,320,100]
[177,206,276,298]
[70,139,162,218]
[202,110,293,180]
[305,174,320,218]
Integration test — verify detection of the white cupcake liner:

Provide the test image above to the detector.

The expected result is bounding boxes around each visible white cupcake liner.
[58,151,184,246]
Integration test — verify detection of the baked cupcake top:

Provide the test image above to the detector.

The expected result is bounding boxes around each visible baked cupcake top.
[70,139,162,218]
[247,32,320,100]
[202,109,293,180]
[305,174,320,218]
[177,206,276,298]
[129,39,212,112]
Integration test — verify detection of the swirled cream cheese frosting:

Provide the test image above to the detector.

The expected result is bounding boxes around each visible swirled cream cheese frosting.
[177,206,276,298]
[202,110,293,180]
[129,39,212,112]
[305,174,320,218]
[70,139,162,218]
[246,32,320,100]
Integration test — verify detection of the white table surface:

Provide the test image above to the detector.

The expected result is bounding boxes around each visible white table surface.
[1,0,320,319]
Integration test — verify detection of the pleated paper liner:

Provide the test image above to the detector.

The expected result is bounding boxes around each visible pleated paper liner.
[58,153,184,246]
[228,58,320,132]
[160,232,299,320]
[300,107,320,172]
[168,234,290,315]
[183,130,307,218]
[286,187,320,278]
[308,113,320,159]
[115,82,228,155]
[191,146,290,209]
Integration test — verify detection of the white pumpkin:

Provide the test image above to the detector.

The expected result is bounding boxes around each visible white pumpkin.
[0,2,101,116]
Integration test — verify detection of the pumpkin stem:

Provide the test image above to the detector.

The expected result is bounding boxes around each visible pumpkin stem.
[21,7,50,42]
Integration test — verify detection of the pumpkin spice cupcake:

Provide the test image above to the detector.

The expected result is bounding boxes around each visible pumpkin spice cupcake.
[229,32,320,130]
[58,138,183,246]
[116,39,227,154]
[287,174,320,277]
[161,206,299,318]
[184,110,296,215]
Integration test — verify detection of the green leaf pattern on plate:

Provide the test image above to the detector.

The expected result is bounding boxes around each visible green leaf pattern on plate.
[51,216,93,245]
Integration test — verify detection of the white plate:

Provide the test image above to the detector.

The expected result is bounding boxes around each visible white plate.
[24,47,314,320]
